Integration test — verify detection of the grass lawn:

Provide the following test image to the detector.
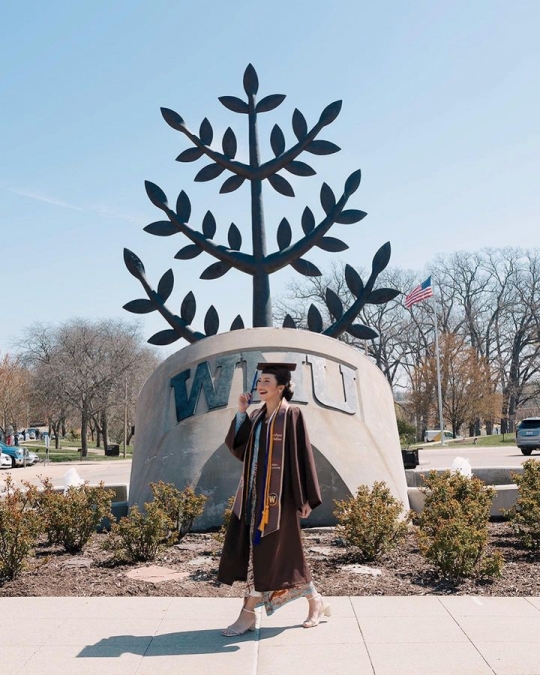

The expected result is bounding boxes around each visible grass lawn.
[412,433,517,449]
[22,439,133,462]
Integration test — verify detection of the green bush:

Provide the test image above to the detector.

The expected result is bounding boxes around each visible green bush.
[506,459,540,551]
[416,470,503,579]
[36,478,114,554]
[397,418,417,445]
[150,481,207,543]
[102,502,172,562]
[0,476,43,580]
[334,482,409,561]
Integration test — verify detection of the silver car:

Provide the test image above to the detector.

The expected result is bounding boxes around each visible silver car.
[516,417,540,456]
[0,452,11,468]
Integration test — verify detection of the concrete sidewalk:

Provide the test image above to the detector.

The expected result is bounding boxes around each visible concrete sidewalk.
[1,596,539,674]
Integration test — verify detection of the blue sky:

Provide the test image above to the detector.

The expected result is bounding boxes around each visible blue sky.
[2,1,538,355]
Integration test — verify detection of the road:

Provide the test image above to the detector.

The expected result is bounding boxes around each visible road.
[417,443,532,469]
[1,444,534,492]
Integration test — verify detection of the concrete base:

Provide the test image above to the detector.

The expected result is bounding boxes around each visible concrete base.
[130,328,409,528]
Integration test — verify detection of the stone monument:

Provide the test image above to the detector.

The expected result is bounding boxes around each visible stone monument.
[124,65,407,526]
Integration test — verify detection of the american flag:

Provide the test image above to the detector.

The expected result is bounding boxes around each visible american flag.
[405,276,433,308]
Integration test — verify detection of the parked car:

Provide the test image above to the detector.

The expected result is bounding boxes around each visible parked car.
[423,430,462,443]
[24,449,40,465]
[516,417,540,455]
[0,452,11,468]
[0,442,25,468]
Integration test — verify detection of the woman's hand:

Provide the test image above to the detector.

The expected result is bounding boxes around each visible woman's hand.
[238,392,251,413]
[299,503,312,519]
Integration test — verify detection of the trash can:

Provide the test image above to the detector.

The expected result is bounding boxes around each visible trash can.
[105,444,120,457]
[401,448,419,469]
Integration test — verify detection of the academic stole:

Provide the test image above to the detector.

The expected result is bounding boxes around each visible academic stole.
[254,398,288,544]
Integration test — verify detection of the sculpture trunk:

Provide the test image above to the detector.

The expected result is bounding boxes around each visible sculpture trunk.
[248,94,272,327]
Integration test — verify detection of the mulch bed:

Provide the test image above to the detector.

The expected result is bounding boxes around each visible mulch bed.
[1,522,539,597]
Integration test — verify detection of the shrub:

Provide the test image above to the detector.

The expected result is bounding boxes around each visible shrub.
[213,495,235,544]
[150,482,207,543]
[416,470,503,579]
[506,459,540,551]
[0,476,43,580]
[102,502,172,562]
[36,478,114,554]
[334,482,409,561]
[397,418,417,446]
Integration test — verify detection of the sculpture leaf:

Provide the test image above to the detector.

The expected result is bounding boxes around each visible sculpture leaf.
[371,242,391,275]
[283,314,297,329]
[123,299,155,314]
[344,169,361,195]
[348,324,378,340]
[285,160,316,177]
[200,261,231,280]
[204,305,220,336]
[176,147,204,163]
[292,109,308,140]
[318,100,342,126]
[320,183,336,214]
[290,258,321,277]
[228,223,242,250]
[230,315,245,331]
[220,175,245,194]
[160,107,185,131]
[148,329,180,346]
[335,209,367,224]
[202,211,217,238]
[123,248,146,279]
[277,218,292,250]
[174,244,202,260]
[345,264,363,297]
[267,173,295,197]
[199,118,213,145]
[157,269,174,302]
[307,304,323,333]
[270,124,285,156]
[181,291,196,324]
[368,288,401,304]
[144,181,168,209]
[176,190,191,221]
[143,220,178,237]
[222,127,237,158]
[194,163,226,182]
[318,236,349,252]
[256,94,286,113]
[305,140,340,155]
[301,207,315,234]
[243,63,259,96]
[218,96,249,114]
[325,288,343,320]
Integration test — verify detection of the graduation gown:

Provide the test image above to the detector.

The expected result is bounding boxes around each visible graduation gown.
[217,405,322,591]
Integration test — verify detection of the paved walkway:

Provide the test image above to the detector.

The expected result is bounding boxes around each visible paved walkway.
[1,595,539,674]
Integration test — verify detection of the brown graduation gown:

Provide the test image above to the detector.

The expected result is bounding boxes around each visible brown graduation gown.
[217,405,322,592]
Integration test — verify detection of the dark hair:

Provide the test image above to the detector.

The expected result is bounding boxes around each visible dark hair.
[260,365,295,402]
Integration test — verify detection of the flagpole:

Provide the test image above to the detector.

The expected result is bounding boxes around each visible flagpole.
[432,284,445,446]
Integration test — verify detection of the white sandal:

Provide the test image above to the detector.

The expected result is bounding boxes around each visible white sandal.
[221,608,257,637]
[303,593,331,628]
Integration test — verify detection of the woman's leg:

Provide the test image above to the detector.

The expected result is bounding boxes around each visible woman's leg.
[303,587,331,628]
[221,591,261,636]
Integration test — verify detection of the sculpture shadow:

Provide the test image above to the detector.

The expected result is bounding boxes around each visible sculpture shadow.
[77,625,292,658]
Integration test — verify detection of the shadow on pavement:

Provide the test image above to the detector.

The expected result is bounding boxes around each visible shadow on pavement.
[77,625,291,657]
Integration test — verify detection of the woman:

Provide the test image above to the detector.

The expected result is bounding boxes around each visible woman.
[218,362,331,636]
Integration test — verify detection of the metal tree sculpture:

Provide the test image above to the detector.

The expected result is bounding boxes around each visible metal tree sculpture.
[124,64,399,345]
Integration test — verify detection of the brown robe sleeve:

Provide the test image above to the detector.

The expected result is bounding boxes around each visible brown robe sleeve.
[224,412,254,462]
[288,407,322,511]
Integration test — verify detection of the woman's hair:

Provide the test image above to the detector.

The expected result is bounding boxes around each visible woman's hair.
[261,365,295,402]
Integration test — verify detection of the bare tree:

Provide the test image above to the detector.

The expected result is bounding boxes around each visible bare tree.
[0,354,31,440]
[20,320,159,456]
